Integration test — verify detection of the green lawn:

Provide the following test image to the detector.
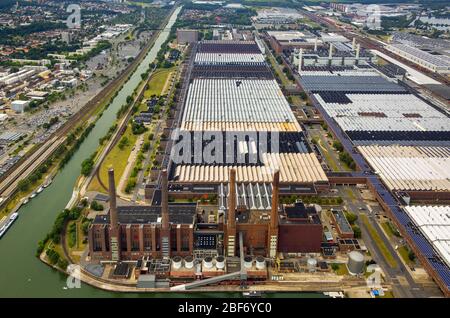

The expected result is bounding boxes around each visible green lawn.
[267,54,292,87]
[88,124,138,193]
[397,245,414,266]
[143,68,174,99]
[361,215,398,269]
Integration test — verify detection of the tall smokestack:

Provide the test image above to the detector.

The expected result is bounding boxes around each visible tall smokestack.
[352,37,356,51]
[355,43,360,65]
[329,43,333,60]
[161,169,169,230]
[108,168,118,229]
[270,170,280,229]
[314,37,318,52]
[298,48,303,73]
[228,168,236,229]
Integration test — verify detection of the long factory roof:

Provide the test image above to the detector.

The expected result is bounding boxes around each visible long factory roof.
[358,145,450,192]
[181,78,301,132]
[404,205,450,269]
[388,43,450,69]
[301,75,406,92]
[313,92,450,133]
[194,53,266,65]
[173,153,328,184]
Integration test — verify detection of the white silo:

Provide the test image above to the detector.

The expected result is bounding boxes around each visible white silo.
[172,256,182,270]
[244,256,253,269]
[215,256,225,270]
[255,256,266,270]
[307,258,317,272]
[347,251,364,275]
[202,256,213,269]
[184,256,194,269]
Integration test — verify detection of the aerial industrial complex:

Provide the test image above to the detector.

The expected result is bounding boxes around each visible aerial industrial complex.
[2,0,450,301]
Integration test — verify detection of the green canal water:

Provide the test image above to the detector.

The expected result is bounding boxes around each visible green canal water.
[0,7,324,298]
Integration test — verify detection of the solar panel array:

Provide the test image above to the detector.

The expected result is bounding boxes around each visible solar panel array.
[313,92,450,145]
[301,75,406,93]
[404,206,450,269]
[195,53,266,65]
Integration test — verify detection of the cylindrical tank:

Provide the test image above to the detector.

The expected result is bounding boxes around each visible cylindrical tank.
[203,256,213,269]
[307,258,317,272]
[244,256,253,269]
[215,256,225,270]
[184,256,194,269]
[347,251,364,275]
[172,256,182,270]
[255,256,266,270]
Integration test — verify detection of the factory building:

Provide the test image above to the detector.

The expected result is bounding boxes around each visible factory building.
[386,43,450,74]
[358,145,450,200]
[89,169,196,261]
[300,74,450,146]
[267,31,322,54]
[176,29,199,44]
[91,40,327,264]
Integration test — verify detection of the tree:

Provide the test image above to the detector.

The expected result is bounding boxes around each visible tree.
[352,225,362,238]
[408,249,416,261]
[345,212,358,225]
[333,141,344,152]
[81,158,94,176]
[18,179,31,192]
[90,200,104,211]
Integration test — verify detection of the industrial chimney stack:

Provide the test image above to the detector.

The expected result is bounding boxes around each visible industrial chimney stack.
[270,170,280,229]
[355,43,361,65]
[298,48,303,73]
[108,168,120,261]
[161,169,170,230]
[108,168,118,230]
[267,170,280,258]
[226,168,237,257]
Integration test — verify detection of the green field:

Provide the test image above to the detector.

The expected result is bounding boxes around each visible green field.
[143,68,174,99]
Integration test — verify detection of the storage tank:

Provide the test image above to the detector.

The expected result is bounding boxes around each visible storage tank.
[244,256,253,269]
[202,256,213,269]
[215,256,225,270]
[184,256,194,269]
[347,251,364,275]
[307,258,317,272]
[172,256,182,270]
[255,256,266,270]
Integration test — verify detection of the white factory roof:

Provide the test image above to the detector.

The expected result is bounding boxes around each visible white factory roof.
[174,153,327,184]
[314,93,450,132]
[358,145,450,192]
[195,53,265,65]
[387,43,450,69]
[371,50,440,85]
[267,31,317,42]
[181,79,301,132]
[404,205,450,268]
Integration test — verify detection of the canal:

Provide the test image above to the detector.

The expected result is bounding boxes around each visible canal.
[0,7,324,298]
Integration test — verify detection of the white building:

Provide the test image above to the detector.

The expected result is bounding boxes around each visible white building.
[11,100,30,113]
[386,43,450,74]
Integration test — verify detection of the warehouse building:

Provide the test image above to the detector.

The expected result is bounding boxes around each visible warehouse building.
[358,145,450,196]
[181,78,301,132]
[403,205,450,269]
[301,74,450,146]
[267,30,322,54]
[386,43,450,74]
[177,29,199,44]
